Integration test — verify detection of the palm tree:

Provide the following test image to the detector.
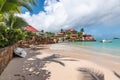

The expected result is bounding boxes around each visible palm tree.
[61,28,64,33]
[5,14,28,29]
[80,28,84,33]
[0,0,37,47]
[0,0,37,13]
[0,0,36,28]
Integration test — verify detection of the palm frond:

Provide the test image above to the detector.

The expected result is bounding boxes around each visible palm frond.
[1,2,20,13]
[20,2,33,12]
[13,16,28,28]
[78,68,104,80]
[4,14,28,28]
[0,0,37,13]
[25,0,37,5]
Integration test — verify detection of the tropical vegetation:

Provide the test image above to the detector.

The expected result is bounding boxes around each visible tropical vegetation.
[0,0,37,47]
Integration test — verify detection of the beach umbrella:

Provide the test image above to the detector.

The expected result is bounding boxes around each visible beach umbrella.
[24,25,39,32]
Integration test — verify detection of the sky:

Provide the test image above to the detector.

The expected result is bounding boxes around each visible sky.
[16,0,120,39]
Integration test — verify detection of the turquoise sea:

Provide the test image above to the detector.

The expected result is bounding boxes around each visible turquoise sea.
[64,39,120,56]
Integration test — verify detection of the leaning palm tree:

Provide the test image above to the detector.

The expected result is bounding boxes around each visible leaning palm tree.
[0,0,37,28]
[0,0,37,13]
[5,14,28,29]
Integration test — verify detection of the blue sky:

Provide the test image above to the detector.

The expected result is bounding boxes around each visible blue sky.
[21,0,120,39]
[22,0,45,14]
[84,26,120,39]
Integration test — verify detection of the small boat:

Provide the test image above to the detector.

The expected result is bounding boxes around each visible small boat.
[14,47,27,58]
[100,39,112,43]
[113,37,119,39]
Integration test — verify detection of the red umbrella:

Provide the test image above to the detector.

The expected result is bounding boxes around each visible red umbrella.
[24,25,39,32]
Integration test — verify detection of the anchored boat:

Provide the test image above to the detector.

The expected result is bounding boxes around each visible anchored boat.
[100,39,112,43]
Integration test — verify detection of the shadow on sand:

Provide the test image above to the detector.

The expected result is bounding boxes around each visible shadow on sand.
[13,47,77,80]
[13,47,120,80]
[78,68,104,80]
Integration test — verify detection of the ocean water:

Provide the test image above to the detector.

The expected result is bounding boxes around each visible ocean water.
[64,39,120,56]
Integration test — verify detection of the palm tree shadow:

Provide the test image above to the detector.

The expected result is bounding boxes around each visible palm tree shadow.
[78,68,104,80]
[59,59,78,61]
[41,54,78,66]
[42,54,65,66]
[21,57,51,80]
[19,48,80,80]
[20,54,66,80]
[113,71,120,79]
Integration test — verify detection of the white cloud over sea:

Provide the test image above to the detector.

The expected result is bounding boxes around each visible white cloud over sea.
[16,0,120,32]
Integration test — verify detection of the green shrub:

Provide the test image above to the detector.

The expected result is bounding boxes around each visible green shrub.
[7,29,26,45]
[0,26,27,47]
[0,34,8,47]
[0,26,9,47]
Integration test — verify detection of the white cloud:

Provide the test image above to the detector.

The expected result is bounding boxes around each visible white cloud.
[16,0,120,32]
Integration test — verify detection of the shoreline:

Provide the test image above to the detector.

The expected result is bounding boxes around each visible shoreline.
[61,41,120,56]
[56,43,120,59]
[49,44,120,72]
[0,44,120,80]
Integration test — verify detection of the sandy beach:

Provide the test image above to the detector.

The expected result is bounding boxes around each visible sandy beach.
[0,44,120,80]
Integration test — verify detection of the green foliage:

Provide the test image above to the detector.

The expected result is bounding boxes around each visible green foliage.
[80,28,84,33]
[0,26,9,47]
[60,28,64,33]
[0,26,27,47]
[0,34,8,47]
[7,29,26,45]
[25,31,35,39]
[0,0,37,13]
[0,0,37,47]
[12,16,28,28]
[78,32,83,38]
[72,30,77,34]
[66,31,71,36]
[0,13,5,26]
[46,32,55,38]
[5,14,28,29]
[41,30,44,33]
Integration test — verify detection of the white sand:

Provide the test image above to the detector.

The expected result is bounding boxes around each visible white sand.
[0,44,120,80]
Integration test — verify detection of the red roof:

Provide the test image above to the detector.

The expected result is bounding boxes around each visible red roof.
[55,33,63,37]
[24,25,38,32]
[70,34,77,37]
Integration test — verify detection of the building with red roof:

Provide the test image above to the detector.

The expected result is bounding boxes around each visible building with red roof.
[24,25,39,32]
[55,33,64,37]
[70,34,78,38]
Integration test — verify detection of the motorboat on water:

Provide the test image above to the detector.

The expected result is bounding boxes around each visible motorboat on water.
[100,39,112,43]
